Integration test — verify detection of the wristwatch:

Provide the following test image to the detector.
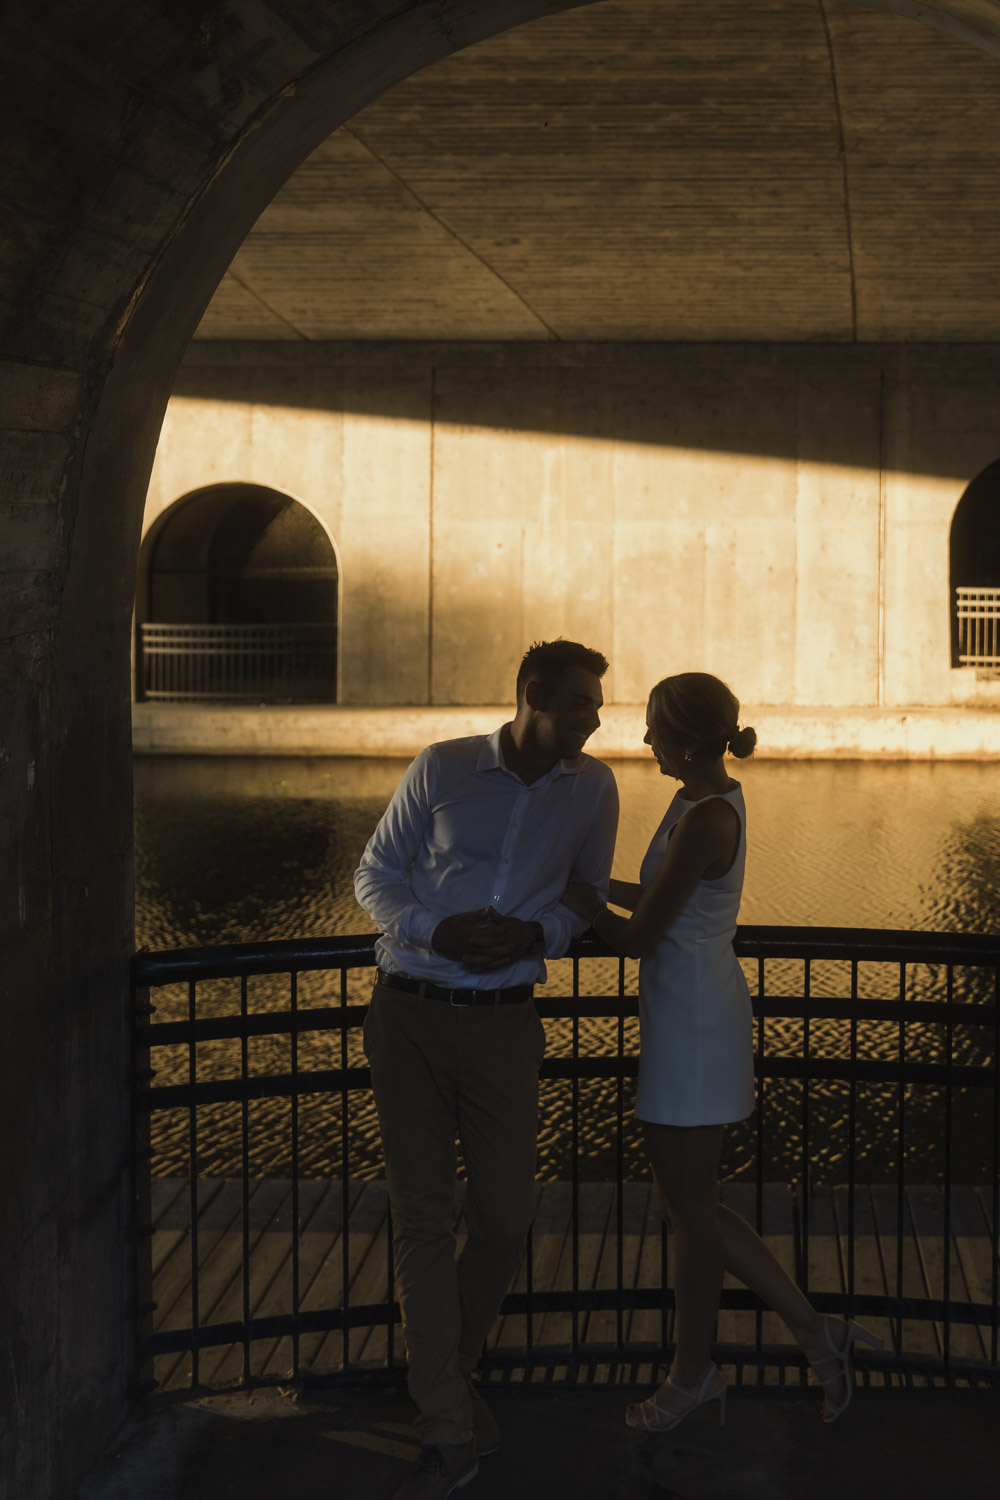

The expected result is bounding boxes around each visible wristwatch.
[527,920,546,956]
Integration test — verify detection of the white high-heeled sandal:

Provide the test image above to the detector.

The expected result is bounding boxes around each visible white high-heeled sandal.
[625,1363,728,1432]
[808,1316,884,1423]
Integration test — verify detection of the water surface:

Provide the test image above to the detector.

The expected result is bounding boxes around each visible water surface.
[135,756,1000,943]
[134,756,1000,1184]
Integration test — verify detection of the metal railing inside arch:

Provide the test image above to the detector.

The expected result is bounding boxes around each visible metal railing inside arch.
[137,621,337,703]
[130,928,1000,1398]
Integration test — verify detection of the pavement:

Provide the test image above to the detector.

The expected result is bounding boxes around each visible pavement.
[78,1378,1000,1500]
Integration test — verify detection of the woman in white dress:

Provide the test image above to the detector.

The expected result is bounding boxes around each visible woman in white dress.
[564,672,879,1431]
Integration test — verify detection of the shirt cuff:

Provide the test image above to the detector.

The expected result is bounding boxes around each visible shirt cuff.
[538,913,571,956]
[399,905,441,952]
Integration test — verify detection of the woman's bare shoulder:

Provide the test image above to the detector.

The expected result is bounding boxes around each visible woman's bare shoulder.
[672,794,740,860]
[680,793,740,831]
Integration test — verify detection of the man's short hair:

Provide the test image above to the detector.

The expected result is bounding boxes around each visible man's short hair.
[515,639,609,704]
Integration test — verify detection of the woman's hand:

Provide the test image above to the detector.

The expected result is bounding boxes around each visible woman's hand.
[563,881,602,920]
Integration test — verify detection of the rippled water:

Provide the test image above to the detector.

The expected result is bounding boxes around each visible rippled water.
[135,756,1000,1184]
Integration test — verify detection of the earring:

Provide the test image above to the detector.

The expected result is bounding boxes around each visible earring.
[684,750,692,762]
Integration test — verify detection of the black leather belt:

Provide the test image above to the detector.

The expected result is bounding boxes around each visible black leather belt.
[376,969,533,1007]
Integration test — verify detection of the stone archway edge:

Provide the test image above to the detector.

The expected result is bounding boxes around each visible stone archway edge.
[7,4,1000,1498]
[131,701,1000,759]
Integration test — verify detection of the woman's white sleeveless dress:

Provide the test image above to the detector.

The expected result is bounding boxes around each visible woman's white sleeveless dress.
[635,782,755,1126]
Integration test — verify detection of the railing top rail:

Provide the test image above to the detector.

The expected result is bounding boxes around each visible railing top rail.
[140,622,337,634]
[133,935,380,983]
[734,925,1000,964]
[131,925,1000,987]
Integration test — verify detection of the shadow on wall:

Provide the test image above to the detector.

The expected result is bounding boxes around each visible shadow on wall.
[171,342,1000,478]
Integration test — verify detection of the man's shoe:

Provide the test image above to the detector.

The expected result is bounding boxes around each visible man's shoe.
[464,1375,500,1456]
[392,1442,479,1499]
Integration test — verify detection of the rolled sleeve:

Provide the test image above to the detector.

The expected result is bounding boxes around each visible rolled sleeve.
[537,768,619,958]
[353,748,442,950]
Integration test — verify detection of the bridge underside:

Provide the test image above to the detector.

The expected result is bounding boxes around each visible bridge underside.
[5,2,1000,1496]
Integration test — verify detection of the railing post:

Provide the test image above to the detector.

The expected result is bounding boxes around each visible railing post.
[129,973,157,1399]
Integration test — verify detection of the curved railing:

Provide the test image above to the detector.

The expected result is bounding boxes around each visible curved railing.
[130,927,1000,1395]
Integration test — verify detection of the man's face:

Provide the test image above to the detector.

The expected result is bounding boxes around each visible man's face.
[535,665,604,759]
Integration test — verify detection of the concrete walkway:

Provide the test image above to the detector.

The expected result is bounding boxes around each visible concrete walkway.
[132,701,1000,760]
[79,1380,999,1500]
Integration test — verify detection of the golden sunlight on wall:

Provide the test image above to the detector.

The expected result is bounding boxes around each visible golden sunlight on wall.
[140,347,1000,711]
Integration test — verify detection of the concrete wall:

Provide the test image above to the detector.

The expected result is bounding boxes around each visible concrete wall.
[4,4,1000,1495]
[142,342,1000,709]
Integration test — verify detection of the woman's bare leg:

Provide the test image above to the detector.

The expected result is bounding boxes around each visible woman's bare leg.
[715,1203,820,1342]
[714,1202,848,1408]
[644,1121,848,1408]
[642,1121,727,1388]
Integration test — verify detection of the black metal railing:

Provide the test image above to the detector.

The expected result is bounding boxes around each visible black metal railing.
[137,622,337,703]
[130,928,1000,1396]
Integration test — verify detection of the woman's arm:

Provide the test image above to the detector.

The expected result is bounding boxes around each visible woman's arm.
[608,877,643,911]
[584,799,740,960]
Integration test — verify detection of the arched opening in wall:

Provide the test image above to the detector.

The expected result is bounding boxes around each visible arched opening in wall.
[950,459,1000,672]
[137,484,339,703]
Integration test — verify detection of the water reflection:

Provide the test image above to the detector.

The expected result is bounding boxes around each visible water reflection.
[135,756,1000,1183]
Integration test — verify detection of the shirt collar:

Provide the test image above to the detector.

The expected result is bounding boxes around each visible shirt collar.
[476,724,587,781]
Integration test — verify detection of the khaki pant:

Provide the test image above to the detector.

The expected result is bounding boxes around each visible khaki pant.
[363,978,546,1446]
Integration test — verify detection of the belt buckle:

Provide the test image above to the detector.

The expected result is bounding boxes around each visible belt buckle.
[449,988,471,1008]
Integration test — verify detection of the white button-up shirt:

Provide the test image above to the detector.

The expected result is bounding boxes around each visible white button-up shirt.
[354,725,619,988]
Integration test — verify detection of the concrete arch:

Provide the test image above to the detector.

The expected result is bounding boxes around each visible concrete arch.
[135,482,344,622]
[949,458,1000,665]
[6,3,1000,1496]
[134,482,343,701]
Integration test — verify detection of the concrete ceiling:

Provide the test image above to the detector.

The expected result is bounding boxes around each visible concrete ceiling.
[195,0,1000,343]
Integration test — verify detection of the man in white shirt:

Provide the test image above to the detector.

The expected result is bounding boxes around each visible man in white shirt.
[354,640,618,1500]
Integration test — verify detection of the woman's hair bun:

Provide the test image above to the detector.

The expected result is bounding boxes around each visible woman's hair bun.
[727,724,757,759]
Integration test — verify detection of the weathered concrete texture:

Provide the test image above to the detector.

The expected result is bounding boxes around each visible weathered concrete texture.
[78,1384,1000,1500]
[144,342,1000,712]
[196,1,1000,344]
[131,701,1000,758]
[7,5,1000,1499]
